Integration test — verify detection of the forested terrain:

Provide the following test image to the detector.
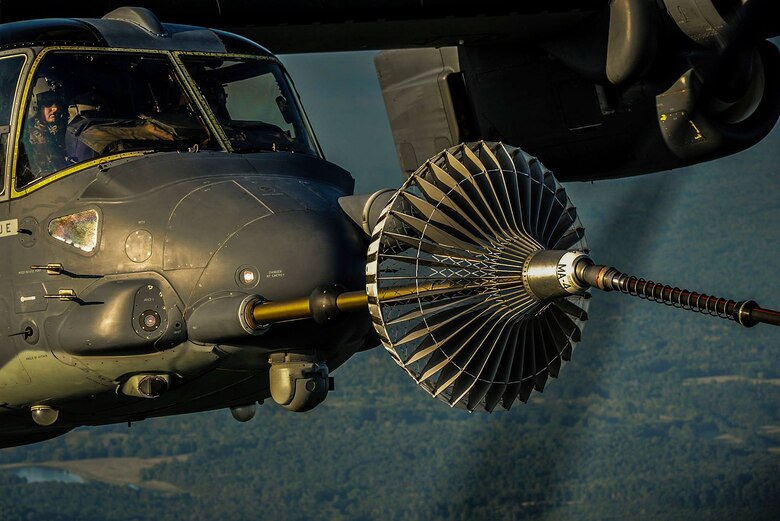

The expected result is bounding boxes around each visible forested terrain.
[0,52,778,520]
[1,146,778,521]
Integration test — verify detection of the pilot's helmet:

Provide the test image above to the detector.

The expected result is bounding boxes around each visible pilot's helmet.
[30,75,64,115]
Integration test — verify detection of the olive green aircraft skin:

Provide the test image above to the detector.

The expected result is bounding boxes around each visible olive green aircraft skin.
[0,15,373,448]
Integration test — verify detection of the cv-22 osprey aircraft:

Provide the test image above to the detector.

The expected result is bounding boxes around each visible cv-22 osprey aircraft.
[0,5,778,448]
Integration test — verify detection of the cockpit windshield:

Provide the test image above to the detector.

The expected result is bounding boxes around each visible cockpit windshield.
[180,57,319,156]
[17,51,217,189]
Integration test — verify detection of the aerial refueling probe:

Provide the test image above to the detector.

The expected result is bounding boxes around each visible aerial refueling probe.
[249,251,780,329]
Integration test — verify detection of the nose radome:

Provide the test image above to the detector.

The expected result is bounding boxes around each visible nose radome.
[164,180,276,272]
[190,209,367,305]
[163,178,367,304]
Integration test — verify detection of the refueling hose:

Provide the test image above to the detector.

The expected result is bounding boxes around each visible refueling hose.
[575,259,780,328]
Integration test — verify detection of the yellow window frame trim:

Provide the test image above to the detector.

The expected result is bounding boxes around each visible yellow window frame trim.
[13,150,150,197]
[171,51,284,154]
[0,52,30,198]
[10,46,250,198]
[174,50,324,160]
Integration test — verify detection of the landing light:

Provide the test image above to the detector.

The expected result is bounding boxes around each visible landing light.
[230,404,257,422]
[30,405,59,426]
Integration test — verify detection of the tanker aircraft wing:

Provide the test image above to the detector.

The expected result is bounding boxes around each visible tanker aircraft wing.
[1,0,778,180]
[0,1,605,53]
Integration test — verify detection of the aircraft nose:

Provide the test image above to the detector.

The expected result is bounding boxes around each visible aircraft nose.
[194,209,367,301]
[162,178,368,305]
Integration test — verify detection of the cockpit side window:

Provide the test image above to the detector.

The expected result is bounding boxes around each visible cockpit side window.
[16,51,218,190]
[181,57,319,156]
[0,55,26,194]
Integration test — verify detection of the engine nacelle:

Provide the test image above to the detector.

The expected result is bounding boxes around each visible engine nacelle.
[375,2,779,181]
[657,41,780,162]
[661,0,736,47]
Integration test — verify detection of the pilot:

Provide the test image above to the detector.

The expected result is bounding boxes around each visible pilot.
[22,76,69,183]
[202,81,230,122]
